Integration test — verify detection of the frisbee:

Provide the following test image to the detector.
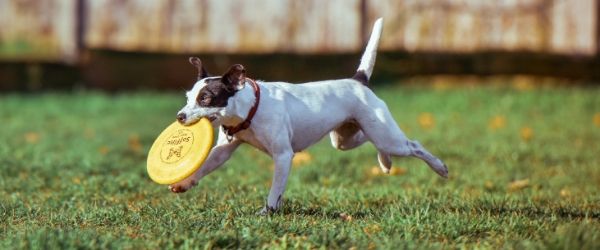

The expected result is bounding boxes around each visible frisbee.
[147,118,214,184]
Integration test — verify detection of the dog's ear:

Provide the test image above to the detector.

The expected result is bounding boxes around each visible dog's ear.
[189,57,210,80]
[222,64,246,91]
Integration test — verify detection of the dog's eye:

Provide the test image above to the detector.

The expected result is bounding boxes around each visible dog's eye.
[199,95,211,106]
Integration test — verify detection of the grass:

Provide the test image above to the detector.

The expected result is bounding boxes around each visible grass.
[1,80,599,249]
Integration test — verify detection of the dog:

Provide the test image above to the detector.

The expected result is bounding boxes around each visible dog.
[170,18,448,214]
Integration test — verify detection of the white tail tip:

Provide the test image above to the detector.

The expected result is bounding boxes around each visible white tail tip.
[357,18,384,80]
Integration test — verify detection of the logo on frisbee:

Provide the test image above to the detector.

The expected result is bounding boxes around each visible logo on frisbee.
[160,129,194,163]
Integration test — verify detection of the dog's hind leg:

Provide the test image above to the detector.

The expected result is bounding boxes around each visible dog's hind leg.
[403,140,448,178]
[377,152,392,174]
[329,121,368,150]
[330,123,394,174]
[374,135,448,178]
[357,102,448,178]
[330,120,395,174]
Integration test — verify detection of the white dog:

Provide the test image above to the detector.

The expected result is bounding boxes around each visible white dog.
[171,18,448,214]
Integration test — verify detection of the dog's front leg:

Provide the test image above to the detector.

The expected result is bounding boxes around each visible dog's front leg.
[169,135,241,193]
[258,149,293,215]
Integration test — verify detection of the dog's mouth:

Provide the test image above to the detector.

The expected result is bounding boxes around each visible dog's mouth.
[183,115,217,126]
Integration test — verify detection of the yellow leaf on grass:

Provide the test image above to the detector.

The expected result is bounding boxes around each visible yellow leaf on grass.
[559,188,571,197]
[128,134,143,152]
[508,179,530,191]
[292,152,312,167]
[488,115,506,131]
[389,167,407,176]
[418,113,435,130]
[594,113,600,127]
[520,127,533,141]
[98,146,110,155]
[369,166,406,176]
[369,166,381,176]
[24,132,40,143]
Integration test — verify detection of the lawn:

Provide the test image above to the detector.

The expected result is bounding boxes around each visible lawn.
[1,79,599,249]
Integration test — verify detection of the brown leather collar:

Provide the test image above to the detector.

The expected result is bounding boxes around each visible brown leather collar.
[222,78,260,140]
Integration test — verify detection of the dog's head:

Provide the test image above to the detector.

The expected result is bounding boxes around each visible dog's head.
[177,57,246,125]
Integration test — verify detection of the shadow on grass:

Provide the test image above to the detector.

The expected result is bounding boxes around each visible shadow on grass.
[467,201,600,221]
[276,201,371,220]
[275,198,599,223]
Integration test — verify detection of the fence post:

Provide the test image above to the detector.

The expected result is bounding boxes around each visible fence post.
[597,0,600,56]
[359,0,368,46]
[76,0,87,63]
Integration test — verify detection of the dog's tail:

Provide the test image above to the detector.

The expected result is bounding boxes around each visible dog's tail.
[353,17,383,85]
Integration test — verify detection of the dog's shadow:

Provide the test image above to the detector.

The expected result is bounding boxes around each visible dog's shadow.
[279,206,371,220]
[274,201,373,220]
[270,199,599,221]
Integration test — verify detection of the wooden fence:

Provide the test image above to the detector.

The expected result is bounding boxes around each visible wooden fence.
[1,0,599,91]
[0,0,597,63]
[0,0,79,62]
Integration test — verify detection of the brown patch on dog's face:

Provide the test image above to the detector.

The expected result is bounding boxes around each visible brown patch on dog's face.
[196,78,236,107]
[195,64,247,108]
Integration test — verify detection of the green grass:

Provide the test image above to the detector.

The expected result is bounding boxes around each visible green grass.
[1,82,599,249]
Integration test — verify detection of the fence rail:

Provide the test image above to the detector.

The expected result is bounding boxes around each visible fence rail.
[0,0,597,63]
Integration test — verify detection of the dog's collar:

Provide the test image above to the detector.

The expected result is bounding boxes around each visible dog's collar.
[222,78,260,140]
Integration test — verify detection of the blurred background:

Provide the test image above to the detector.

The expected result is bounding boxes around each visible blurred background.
[0,0,598,91]
[1,1,599,247]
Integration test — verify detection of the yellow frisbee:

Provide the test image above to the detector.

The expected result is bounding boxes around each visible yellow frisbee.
[147,119,214,184]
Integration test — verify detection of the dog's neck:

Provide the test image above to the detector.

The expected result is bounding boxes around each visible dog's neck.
[220,80,258,127]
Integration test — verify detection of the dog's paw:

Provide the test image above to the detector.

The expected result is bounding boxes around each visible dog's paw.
[256,206,278,216]
[168,177,198,193]
[377,152,392,174]
[439,164,449,178]
[430,161,449,178]
[380,166,391,174]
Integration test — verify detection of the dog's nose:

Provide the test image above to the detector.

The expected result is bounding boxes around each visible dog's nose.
[176,113,186,124]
